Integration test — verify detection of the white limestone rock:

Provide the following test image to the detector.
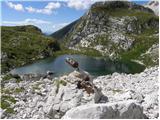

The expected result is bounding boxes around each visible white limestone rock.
[4,82,19,89]
[2,66,158,119]
[93,66,158,119]
[62,100,145,119]
[144,0,159,16]
[44,70,107,118]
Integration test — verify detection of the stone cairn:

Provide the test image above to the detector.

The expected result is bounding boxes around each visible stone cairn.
[65,57,96,94]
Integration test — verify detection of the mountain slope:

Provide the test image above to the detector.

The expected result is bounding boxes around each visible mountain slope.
[144,0,159,16]
[51,1,159,67]
[1,25,60,73]
[51,20,78,41]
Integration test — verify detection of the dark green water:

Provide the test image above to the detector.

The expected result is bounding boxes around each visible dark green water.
[10,55,145,76]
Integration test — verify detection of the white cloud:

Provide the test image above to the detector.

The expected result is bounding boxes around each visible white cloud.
[2,19,51,25]
[25,2,61,15]
[66,0,131,10]
[6,1,61,15]
[67,0,92,10]
[2,19,70,34]
[25,6,36,13]
[25,6,52,15]
[24,19,51,24]
[45,2,61,9]
[6,2,24,11]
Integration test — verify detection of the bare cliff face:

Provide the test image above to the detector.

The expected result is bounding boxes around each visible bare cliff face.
[144,0,159,16]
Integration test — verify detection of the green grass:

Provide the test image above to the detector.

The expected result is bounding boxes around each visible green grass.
[0,86,24,114]
[55,80,67,93]
[92,7,157,18]
[1,89,12,94]
[120,29,158,61]
[0,95,17,114]
[32,86,41,90]
[1,95,17,104]
[59,80,67,86]
[1,25,60,73]
[0,100,10,109]
[15,78,23,83]
[112,89,122,94]
[54,47,102,58]
[32,82,42,90]
[2,74,23,84]
[5,107,15,114]
[1,87,25,94]
[14,88,25,93]
[138,51,159,67]
[2,74,13,81]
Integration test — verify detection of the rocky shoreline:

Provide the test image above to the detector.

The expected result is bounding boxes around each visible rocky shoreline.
[0,66,159,119]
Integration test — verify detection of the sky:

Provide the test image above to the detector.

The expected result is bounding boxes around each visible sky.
[1,0,149,34]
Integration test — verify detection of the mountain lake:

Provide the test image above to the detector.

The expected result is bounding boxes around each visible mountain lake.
[10,54,145,77]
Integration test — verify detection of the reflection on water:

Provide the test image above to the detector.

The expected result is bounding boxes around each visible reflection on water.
[11,55,145,76]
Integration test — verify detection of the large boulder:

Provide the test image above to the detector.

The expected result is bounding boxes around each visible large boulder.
[62,100,146,119]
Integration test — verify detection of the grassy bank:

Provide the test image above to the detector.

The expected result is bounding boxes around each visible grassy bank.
[54,47,102,58]
[1,25,60,73]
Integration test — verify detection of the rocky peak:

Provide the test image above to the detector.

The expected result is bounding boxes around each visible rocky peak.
[50,1,158,65]
[91,1,154,14]
[144,0,159,16]
[62,1,158,60]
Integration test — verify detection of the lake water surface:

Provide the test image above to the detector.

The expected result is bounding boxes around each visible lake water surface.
[11,55,145,76]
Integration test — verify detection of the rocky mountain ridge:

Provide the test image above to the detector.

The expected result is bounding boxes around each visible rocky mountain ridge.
[51,20,78,41]
[144,0,159,16]
[51,1,159,67]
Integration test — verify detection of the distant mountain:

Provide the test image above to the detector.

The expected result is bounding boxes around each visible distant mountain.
[144,0,159,16]
[51,1,159,67]
[1,25,60,73]
[51,20,78,41]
